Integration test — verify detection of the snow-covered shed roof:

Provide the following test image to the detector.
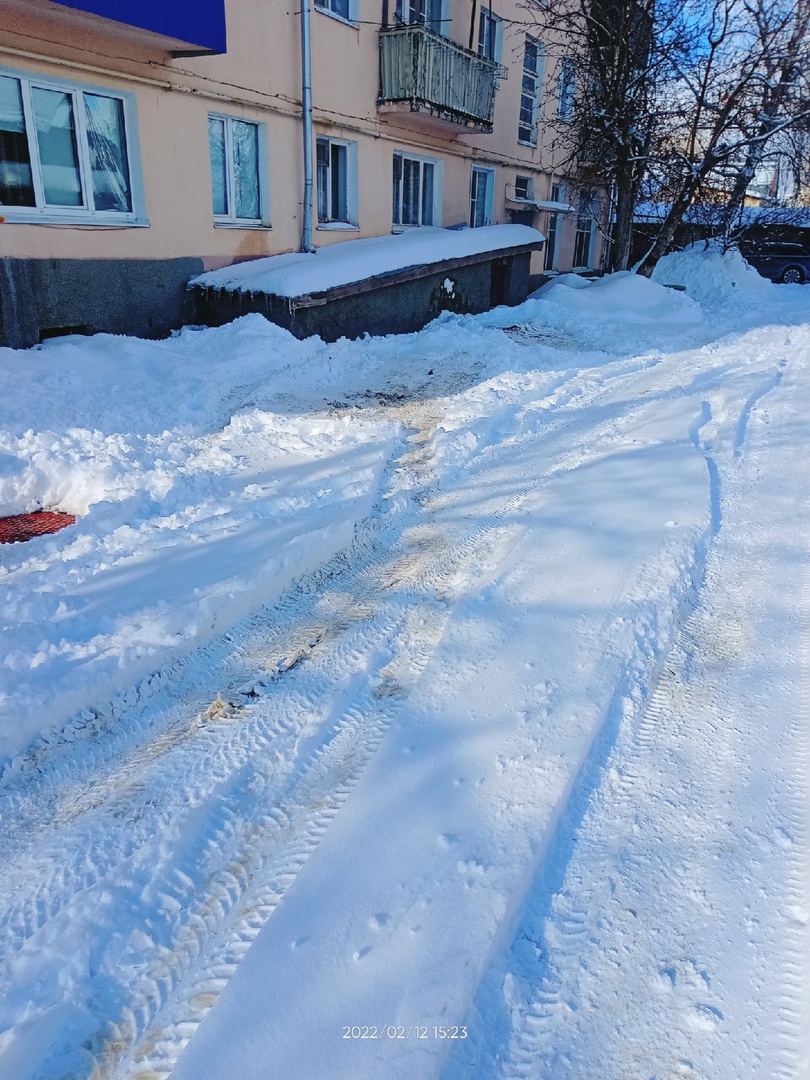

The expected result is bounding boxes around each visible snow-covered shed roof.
[190,225,545,299]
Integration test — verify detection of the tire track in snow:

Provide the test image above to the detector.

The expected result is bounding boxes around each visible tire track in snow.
[445,355,802,1080]
[0,403,459,1078]
[0,367,604,1080]
[1,330,798,1080]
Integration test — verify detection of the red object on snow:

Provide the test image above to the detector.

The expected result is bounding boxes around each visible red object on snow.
[0,511,76,544]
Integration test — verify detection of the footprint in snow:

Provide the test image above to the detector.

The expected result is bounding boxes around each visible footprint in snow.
[690,1003,723,1030]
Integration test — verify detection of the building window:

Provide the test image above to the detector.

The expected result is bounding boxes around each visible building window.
[573,192,597,267]
[316,136,358,227]
[469,165,495,228]
[514,175,533,201]
[393,151,440,227]
[544,182,565,270]
[0,68,144,224]
[395,0,444,31]
[518,36,544,145]
[557,59,576,121]
[315,0,355,22]
[208,115,267,226]
[478,6,502,61]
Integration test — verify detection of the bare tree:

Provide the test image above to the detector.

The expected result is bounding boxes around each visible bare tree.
[521,0,810,274]
[719,0,810,232]
[525,0,691,270]
[636,0,810,274]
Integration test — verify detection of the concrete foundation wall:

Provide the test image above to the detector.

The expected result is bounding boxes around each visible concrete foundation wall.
[0,258,203,349]
[190,252,533,342]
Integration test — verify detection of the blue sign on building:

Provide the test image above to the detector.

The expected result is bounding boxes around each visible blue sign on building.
[57,0,227,53]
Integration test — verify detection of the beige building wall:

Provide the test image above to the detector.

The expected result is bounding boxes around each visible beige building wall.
[0,0,606,275]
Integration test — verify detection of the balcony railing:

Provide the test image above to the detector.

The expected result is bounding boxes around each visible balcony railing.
[379,24,500,131]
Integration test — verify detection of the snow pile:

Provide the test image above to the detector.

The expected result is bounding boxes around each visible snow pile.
[0,317,335,519]
[0,319,399,763]
[652,241,775,308]
[541,270,702,325]
[480,268,704,353]
[530,272,594,296]
[190,225,545,298]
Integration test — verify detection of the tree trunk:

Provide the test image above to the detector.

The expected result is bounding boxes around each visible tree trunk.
[720,156,759,238]
[612,157,636,270]
[636,182,700,277]
[721,109,781,237]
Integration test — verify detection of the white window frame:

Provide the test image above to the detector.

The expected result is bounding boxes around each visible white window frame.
[0,65,146,226]
[544,181,565,271]
[469,165,495,228]
[392,150,443,228]
[518,36,544,146]
[315,135,359,230]
[394,0,448,33]
[208,113,270,228]
[314,0,359,25]
[514,175,534,202]
[557,59,577,121]
[573,191,598,269]
[477,6,504,63]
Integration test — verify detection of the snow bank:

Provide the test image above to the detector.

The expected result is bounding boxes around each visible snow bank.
[0,318,399,765]
[190,225,545,298]
[0,241,802,767]
[529,272,594,297]
[544,270,702,325]
[653,241,775,308]
[479,268,704,353]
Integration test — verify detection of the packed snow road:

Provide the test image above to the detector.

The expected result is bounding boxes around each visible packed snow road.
[0,249,807,1080]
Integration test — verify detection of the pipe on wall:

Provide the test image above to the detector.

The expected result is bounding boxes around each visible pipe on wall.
[300,0,315,252]
[469,0,479,50]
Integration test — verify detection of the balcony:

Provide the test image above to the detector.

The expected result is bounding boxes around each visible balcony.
[379,24,500,133]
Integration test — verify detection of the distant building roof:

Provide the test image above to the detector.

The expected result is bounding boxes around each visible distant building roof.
[633,201,810,227]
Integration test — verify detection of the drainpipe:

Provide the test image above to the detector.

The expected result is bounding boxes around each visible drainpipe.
[469,0,479,50]
[300,0,315,252]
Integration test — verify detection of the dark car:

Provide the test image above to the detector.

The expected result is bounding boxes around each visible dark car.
[740,242,810,284]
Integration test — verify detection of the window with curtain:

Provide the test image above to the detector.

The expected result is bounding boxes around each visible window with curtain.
[208,114,264,224]
[0,70,138,221]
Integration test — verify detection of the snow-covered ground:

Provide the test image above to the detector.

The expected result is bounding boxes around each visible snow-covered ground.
[0,247,807,1080]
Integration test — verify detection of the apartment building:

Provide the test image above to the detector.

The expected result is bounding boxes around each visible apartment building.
[0,0,607,347]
